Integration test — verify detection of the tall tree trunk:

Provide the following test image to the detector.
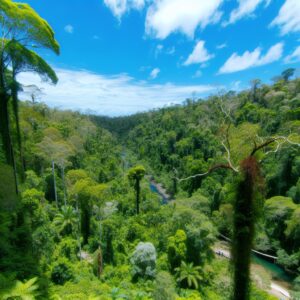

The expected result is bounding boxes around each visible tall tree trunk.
[97,246,103,278]
[11,143,19,195]
[11,72,25,181]
[81,206,90,245]
[0,57,11,164]
[232,156,260,300]
[0,92,12,165]
[61,165,67,206]
[76,197,82,259]
[172,177,177,195]
[0,57,19,195]
[0,92,19,195]
[52,160,58,208]
[136,179,140,214]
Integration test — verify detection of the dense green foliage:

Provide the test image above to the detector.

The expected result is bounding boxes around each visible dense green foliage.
[95,74,300,298]
[0,2,299,299]
[1,75,299,299]
[107,76,300,271]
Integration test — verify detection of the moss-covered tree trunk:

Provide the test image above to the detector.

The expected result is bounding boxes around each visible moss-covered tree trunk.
[0,73,19,195]
[232,156,261,300]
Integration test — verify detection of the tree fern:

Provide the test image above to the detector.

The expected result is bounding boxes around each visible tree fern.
[0,277,39,300]
[54,205,78,235]
[175,261,203,290]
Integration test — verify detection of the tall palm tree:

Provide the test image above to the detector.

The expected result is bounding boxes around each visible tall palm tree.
[54,205,78,236]
[0,0,59,193]
[8,39,58,178]
[175,261,203,290]
[128,165,146,214]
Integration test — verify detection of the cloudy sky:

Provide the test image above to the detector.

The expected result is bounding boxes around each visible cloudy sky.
[19,0,300,116]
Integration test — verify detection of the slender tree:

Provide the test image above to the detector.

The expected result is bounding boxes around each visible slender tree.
[281,68,295,82]
[250,79,261,103]
[7,40,58,178]
[128,165,146,214]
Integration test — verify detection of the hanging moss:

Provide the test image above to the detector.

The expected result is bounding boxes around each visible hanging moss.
[232,156,263,300]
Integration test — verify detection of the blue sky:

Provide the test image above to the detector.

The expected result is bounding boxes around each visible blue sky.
[18,0,300,116]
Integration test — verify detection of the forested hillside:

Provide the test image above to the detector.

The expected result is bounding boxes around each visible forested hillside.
[2,74,299,300]
[0,1,300,299]
[95,75,300,299]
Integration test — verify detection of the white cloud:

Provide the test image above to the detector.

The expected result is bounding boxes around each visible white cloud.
[139,65,151,72]
[184,41,214,66]
[166,46,176,55]
[104,0,145,19]
[217,43,227,49]
[219,42,284,74]
[284,46,300,63]
[64,25,74,34]
[258,43,284,64]
[156,44,164,51]
[219,48,261,74]
[193,70,202,78]
[155,45,176,58]
[225,0,271,26]
[155,44,164,58]
[145,0,223,39]
[270,0,300,35]
[17,68,218,116]
[150,68,160,79]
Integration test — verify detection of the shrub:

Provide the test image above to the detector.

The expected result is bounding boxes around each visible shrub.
[153,271,176,300]
[22,188,43,213]
[156,253,169,271]
[167,230,187,272]
[130,242,156,280]
[50,258,74,285]
[53,238,79,262]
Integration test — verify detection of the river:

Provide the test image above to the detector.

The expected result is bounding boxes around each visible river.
[149,181,169,204]
[149,179,294,298]
[252,254,293,282]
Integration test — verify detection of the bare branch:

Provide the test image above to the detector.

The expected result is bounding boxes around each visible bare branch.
[256,134,264,144]
[174,163,238,182]
[251,138,276,156]
[276,135,300,147]
[253,135,300,157]
[264,140,281,156]
[221,140,239,172]
[220,100,233,123]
